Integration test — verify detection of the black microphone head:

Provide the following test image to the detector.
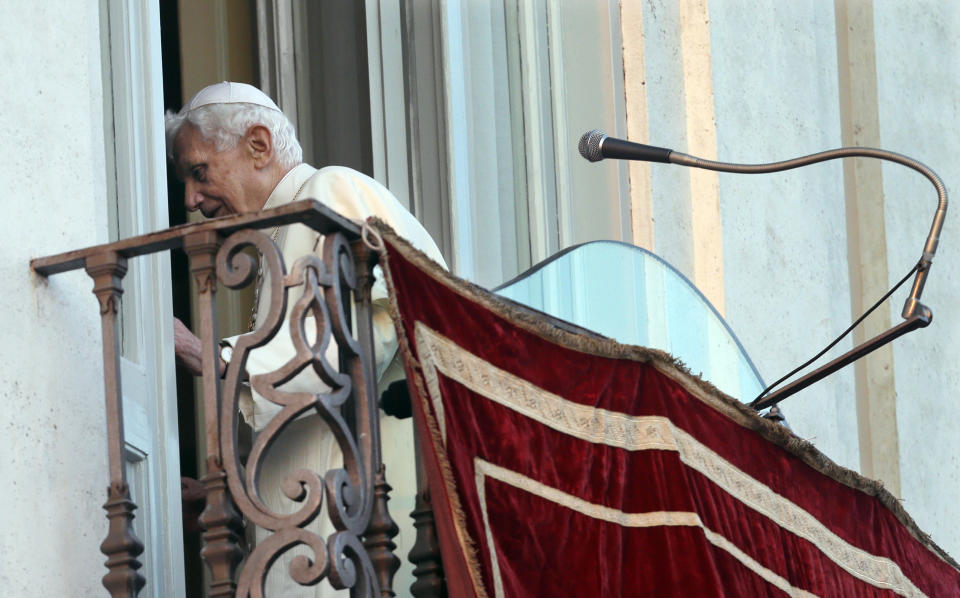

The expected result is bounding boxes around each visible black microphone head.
[578,129,607,162]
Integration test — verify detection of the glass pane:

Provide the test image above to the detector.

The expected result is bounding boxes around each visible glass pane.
[494,241,765,401]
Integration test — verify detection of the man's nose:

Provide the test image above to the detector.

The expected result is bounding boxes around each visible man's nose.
[184,181,202,211]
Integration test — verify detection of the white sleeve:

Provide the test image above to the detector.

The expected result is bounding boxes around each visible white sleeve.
[222,166,442,430]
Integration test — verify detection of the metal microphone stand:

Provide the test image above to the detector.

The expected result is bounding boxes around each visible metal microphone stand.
[667,147,946,410]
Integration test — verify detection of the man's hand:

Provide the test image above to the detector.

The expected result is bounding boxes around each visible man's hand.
[174,317,204,376]
[174,317,225,377]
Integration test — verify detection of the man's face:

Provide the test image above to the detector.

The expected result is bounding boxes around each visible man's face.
[173,123,261,217]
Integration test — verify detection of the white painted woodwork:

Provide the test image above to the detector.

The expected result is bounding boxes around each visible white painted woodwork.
[367,0,413,208]
[434,0,630,288]
[398,0,455,258]
[101,0,186,595]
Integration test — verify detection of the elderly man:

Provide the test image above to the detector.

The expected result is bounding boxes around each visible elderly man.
[166,81,442,596]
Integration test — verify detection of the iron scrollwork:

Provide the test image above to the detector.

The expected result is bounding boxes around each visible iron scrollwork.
[214,228,380,596]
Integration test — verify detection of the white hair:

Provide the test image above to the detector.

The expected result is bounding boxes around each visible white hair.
[165,103,303,169]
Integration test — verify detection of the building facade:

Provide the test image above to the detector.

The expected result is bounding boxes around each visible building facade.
[3,0,959,595]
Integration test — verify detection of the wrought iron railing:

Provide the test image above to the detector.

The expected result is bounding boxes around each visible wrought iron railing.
[32,201,444,598]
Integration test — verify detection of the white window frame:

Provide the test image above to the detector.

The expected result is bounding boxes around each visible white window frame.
[99,1,185,596]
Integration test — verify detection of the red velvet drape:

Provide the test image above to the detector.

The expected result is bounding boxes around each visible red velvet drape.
[380,232,959,598]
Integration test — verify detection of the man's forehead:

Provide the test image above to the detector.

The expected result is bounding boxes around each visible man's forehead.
[173,127,211,167]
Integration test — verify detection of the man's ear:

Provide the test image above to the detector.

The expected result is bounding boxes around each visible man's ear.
[245,125,274,169]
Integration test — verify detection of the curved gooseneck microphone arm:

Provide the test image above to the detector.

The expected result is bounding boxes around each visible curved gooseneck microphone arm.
[578,130,948,409]
[669,147,947,322]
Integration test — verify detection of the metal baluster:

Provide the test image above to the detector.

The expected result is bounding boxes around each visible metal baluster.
[334,240,400,598]
[85,251,146,598]
[408,421,445,598]
[409,488,445,598]
[366,466,401,597]
[184,231,244,597]
[409,420,445,598]
[351,242,401,597]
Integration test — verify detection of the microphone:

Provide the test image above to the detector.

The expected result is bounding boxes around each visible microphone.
[578,129,674,163]
[576,127,947,411]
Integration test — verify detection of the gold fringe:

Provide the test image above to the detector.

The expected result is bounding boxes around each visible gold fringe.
[370,218,959,571]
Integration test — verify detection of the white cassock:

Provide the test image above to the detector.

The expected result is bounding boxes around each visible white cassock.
[221,163,445,596]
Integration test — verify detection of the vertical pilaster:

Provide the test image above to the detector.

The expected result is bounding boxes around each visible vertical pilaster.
[620,0,654,250]
[86,251,145,598]
[678,0,724,314]
[835,0,900,496]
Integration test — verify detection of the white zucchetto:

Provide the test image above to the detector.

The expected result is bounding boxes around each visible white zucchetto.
[182,81,281,113]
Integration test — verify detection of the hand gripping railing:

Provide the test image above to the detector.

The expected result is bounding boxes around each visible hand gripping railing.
[31,201,403,598]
